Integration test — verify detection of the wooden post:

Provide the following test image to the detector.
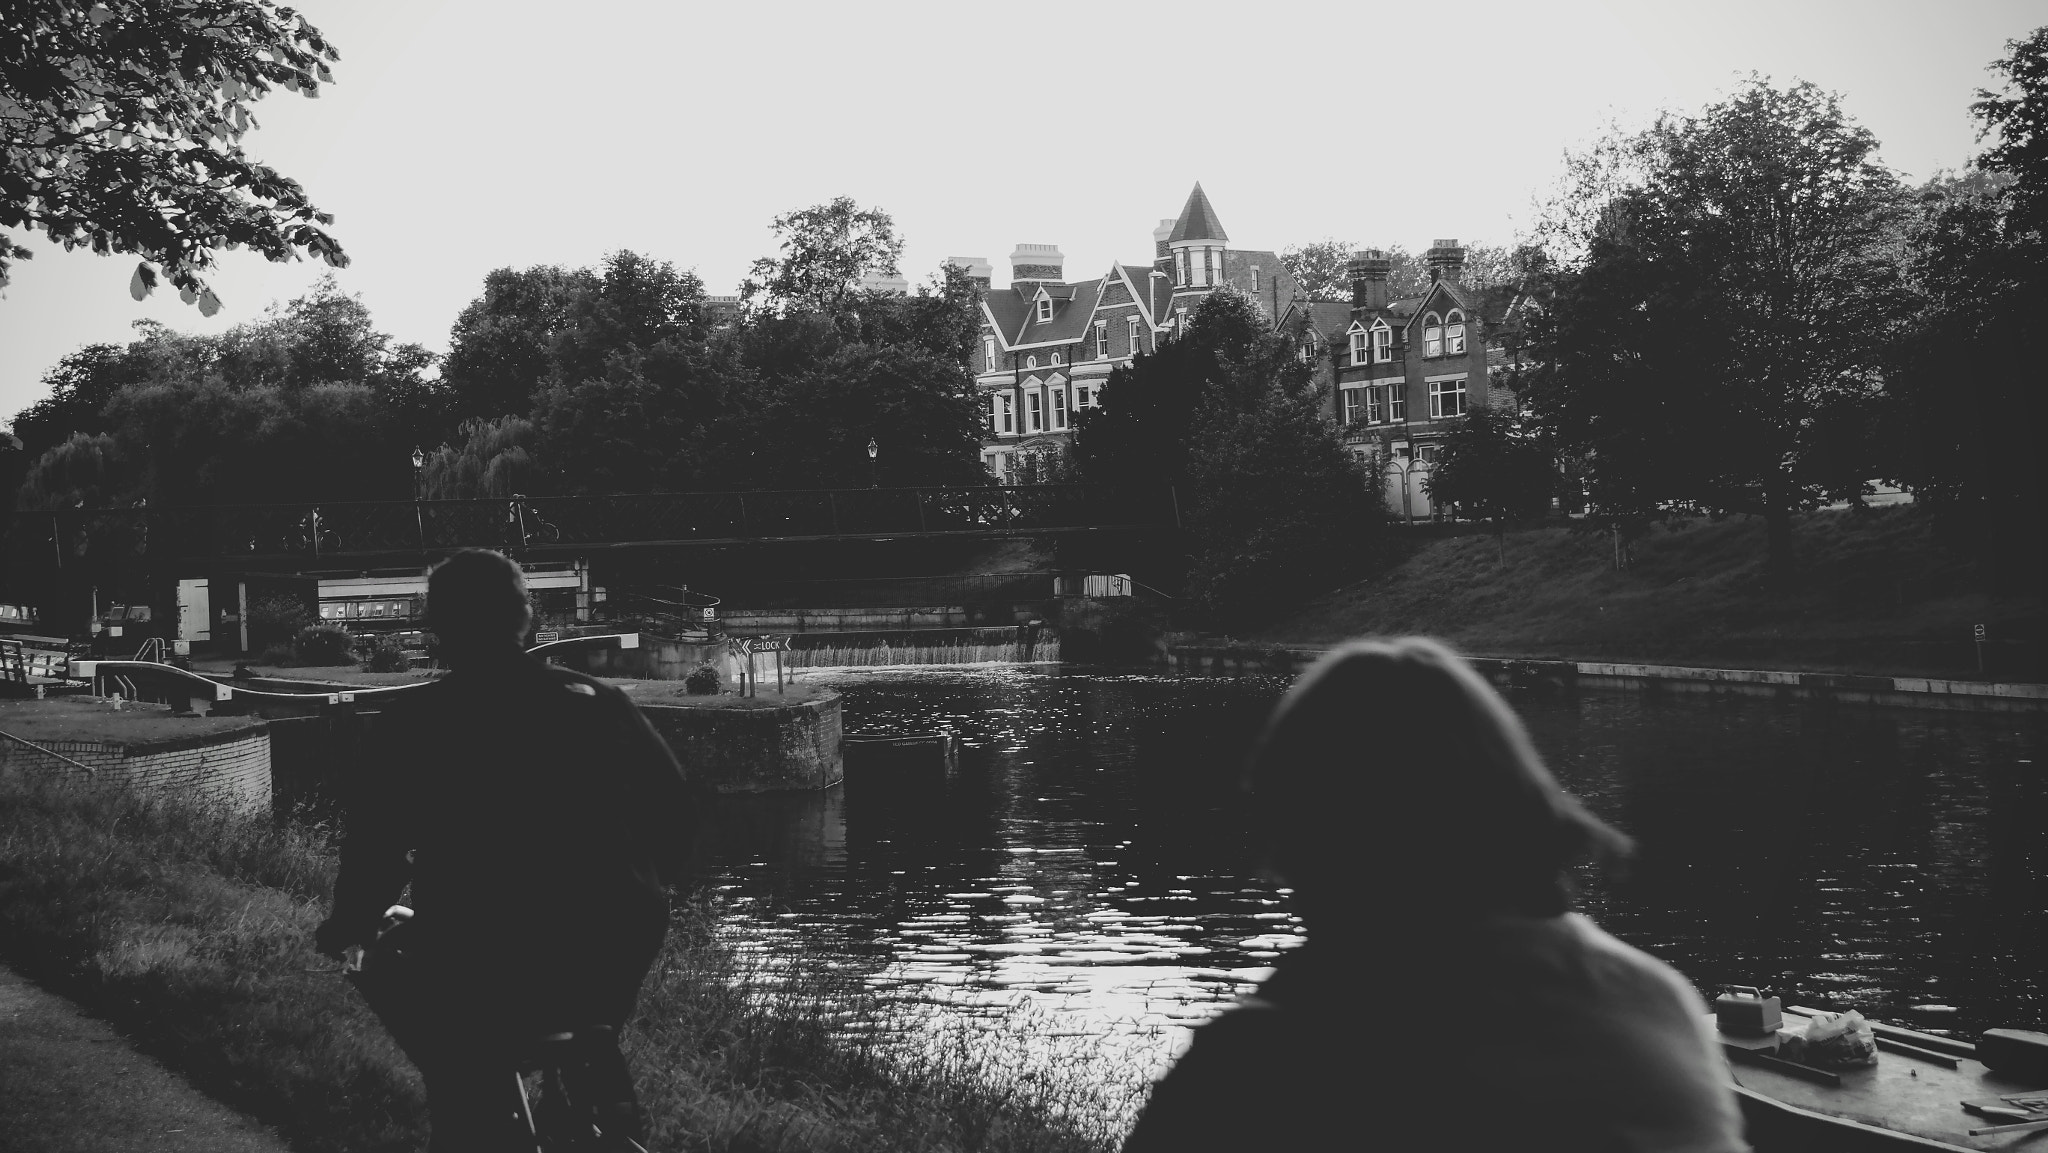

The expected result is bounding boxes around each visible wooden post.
[774,646,784,694]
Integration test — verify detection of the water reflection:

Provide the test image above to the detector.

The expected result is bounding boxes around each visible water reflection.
[693,665,2047,1078]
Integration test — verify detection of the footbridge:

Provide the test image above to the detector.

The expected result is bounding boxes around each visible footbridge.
[4,484,1178,574]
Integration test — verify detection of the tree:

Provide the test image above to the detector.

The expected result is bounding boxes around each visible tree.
[1424,402,1556,565]
[441,265,598,423]
[1279,238,1355,300]
[2,0,346,312]
[421,416,543,499]
[1524,78,1913,579]
[741,196,904,320]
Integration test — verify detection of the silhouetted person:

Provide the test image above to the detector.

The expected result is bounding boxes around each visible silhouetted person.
[316,549,706,1151]
[1123,638,1747,1153]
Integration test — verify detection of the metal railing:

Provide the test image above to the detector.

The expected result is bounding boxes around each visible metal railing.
[4,485,1178,566]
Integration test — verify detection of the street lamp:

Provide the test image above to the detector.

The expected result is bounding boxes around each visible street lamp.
[866,437,879,488]
[409,447,426,551]
[410,446,425,499]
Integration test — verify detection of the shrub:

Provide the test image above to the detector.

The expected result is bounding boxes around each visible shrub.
[683,664,722,695]
[258,644,294,666]
[247,593,313,652]
[363,642,411,674]
[293,625,354,666]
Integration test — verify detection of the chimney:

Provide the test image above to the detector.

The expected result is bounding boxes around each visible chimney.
[1425,238,1466,284]
[858,271,909,296]
[1152,218,1176,268]
[1348,249,1392,312]
[1009,244,1065,289]
[945,255,993,292]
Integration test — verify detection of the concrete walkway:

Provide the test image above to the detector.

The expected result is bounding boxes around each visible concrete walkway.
[0,964,294,1153]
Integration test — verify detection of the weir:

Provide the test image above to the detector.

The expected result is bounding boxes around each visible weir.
[783,625,1059,669]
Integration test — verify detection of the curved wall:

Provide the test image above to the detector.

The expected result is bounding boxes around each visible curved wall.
[0,723,271,814]
[637,693,842,794]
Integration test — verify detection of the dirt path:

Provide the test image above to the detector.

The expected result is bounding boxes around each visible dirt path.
[0,963,295,1153]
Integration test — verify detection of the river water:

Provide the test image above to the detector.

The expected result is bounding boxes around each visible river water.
[697,665,2047,1098]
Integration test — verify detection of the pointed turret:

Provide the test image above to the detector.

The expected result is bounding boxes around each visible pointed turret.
[1167,183,1229,244]
[1165,183,1230,289]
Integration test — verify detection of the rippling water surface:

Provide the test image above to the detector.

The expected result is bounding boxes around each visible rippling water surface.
[695,665,2048,1081]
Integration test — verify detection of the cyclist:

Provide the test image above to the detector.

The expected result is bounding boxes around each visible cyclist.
[315,549,707,1151]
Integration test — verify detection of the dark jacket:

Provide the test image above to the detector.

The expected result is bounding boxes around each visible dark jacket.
[329,654,706,1027]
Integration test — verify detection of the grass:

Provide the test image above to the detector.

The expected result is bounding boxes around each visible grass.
[0,766,1140,1153]
[1252,505,2042,679]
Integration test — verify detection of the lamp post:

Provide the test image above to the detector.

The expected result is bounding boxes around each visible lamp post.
[409,447,426,550]
[866,437,878,488]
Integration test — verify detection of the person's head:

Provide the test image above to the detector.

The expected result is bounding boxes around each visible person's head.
[1244,637,1629,925]
[426,549,531,663]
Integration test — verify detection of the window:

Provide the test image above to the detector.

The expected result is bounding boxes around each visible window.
[983,336,997,372]
[1176,250,1188,285]
[1075,382,1098,408]
[1026,389,1044,432]
[1025,355,1037,369]
[1372,326,1392,363]
[1036,297,1052,322]
[1051,387,1069,430]
[1127,316,1142,354]
[1342,387,1366,425]
[1423,313,1443,358]
[1429,378,1466,419]
[1349,331,1368,365]
[1385,383,1406,421]
[990,392,1014,435]
[1202,248,1215,285]
[1049,351,1061,366]
[1365,386,1385,424]
[1299,335,1319,364]
[1445,310,1466,355]
[1251,266,1261,292]
[1175,307,1188,333]
[1095,320,1109,359]
[1417,443,1442,464]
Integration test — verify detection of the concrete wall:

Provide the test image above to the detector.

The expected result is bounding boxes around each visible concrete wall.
[639,693,843,794]
[579,635,732,682]
[0,724,272,813]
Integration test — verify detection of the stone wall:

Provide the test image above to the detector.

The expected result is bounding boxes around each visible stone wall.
[639,693,842,794]
[0,723,272,813]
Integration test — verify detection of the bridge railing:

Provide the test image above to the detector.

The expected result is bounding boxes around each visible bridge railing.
[3,485,1175,566]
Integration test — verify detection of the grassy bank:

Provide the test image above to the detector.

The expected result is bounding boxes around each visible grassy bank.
[0,768,1136,1152]
[1253,505,2041,679]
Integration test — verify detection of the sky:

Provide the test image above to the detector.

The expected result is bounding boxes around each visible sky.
[1,0,2038,422]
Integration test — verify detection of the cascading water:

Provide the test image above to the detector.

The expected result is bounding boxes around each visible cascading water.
[785,626,1059,669]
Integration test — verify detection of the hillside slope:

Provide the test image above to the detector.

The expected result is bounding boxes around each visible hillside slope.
[1252,506,2041,679]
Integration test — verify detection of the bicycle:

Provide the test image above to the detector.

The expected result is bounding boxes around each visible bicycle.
[343,906,652,1153]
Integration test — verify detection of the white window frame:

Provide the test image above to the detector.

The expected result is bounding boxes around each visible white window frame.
[1175,307,1188,333]
[991,392,1014,435]
[1036,297,1052,322]
[1025,355,1037,369]
[1025,388,1044,433]
[1445,310,1466,356]
[1349,331,1368,366]
[1050,386,1069,430]
[1095,320,1109,359]
[1341,387,1366,425]
[1372,325,1392,363]
[983,336,997,372]
[1366,386,1385,424]
[1075,382,1098,409]
[1127,316,1142,355]
[1049,351,1062,366]
[1428,375,1467,419]
[1422,313,1443,359]
[1386,382,1406,422]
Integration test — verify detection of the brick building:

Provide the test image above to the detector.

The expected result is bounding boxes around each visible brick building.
[1278,241,1530,521]
[966,184,1303,483]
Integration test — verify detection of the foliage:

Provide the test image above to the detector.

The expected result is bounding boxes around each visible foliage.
[741,196,905,320]
[8,277,444,506]
[420,415,542,499]
[362,640,410,673]
[1,0,346,310]
[439,265,595,422]
[683,664,722,695]
[1425,403,1556,525]
[292,623,351,666]
[1973,25,2048,237]
[1281,239,1521,302]
[1523,78,1913,578]
[1278,238,1356,300]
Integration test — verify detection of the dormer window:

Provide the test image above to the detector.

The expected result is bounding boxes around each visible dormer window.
[1349,331,1369,366]
[1372,324,1392,363]
[1300,335,1320,364]
[1036,297,1052,322]
[1445,310,1466,355]
[1423,313,1443,358]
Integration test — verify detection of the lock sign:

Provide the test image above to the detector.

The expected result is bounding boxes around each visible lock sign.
[1975,624,1987,640]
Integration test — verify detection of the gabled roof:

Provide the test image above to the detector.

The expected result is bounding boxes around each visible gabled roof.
[1299,302,1351,339]
[1166,183,1228,244]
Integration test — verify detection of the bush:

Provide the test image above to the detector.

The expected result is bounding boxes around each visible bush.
[247,593,313,652]
[683,664,722,695]
[362,642,411,673]
[293,625,353,666]
[258,644,294,666]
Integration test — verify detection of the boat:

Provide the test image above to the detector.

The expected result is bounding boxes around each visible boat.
[1716,1001,2048,1150]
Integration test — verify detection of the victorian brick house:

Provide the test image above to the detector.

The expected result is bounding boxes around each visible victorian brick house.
[965,184,1303,483]
[1278,241,1529,520]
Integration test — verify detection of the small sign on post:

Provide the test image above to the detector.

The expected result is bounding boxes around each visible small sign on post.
[1975,623,1987,674]
[751,635,792,693]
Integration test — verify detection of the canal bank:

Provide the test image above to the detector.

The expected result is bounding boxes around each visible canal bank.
[1165,642,2048,713]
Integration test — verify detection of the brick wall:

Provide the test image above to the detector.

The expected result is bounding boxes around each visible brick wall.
[638,695,842,794]
[0,725,272,814]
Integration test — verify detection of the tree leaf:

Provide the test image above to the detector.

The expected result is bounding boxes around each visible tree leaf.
[129,263,150,301]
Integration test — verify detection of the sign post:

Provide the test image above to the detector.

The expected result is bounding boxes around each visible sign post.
[752,635,792,694]
[1975,623,1987,675]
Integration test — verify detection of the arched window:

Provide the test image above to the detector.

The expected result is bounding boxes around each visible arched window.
[1445,310,1466,355]
[1422,312,1443,358]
